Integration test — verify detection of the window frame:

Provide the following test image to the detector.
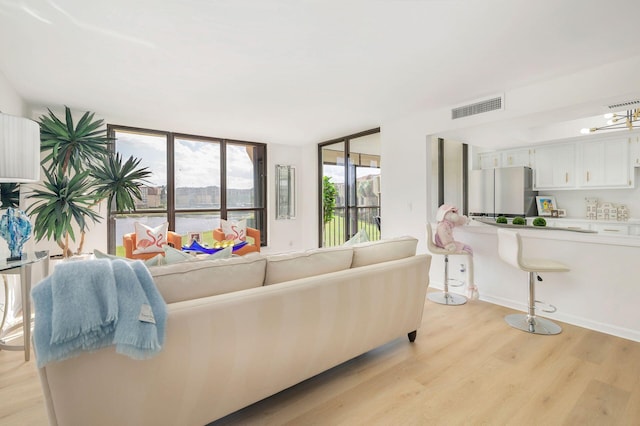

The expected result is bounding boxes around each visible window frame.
[106,124,267,253]
[318,128,381,247]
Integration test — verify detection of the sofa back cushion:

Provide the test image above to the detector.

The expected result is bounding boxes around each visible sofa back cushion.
[351,236,418,268]
[149,253,266,303]
[264,246,354,286]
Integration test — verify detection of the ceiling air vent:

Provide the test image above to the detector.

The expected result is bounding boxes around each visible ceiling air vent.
[607,99,640,110]
[451,95,504,120]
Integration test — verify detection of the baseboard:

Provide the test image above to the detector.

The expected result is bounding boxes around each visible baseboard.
[430,281,640,343]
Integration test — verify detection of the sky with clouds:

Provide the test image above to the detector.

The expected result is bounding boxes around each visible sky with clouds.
[115,131,256,189]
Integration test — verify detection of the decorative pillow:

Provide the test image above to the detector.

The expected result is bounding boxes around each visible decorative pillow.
[143,253,165,267]
[220,219,246,244]
[195,245,233,260]
[160,245,192,264]
[132,222,169,254]
[94,249,162,267]
[343,229,370,246]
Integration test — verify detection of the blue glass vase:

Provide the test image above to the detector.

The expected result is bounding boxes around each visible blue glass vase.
[0,208,32,261]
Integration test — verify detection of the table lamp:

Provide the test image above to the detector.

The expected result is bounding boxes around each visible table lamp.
[0,112,40,261]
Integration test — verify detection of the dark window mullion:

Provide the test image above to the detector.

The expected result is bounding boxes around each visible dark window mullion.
[167,133,176,230]
[220,140,227,220]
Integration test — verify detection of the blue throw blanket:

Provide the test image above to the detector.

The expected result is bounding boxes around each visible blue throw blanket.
[31,258,167,368]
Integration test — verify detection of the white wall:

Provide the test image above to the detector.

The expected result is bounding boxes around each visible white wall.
[379,120,430,254]
[0,70,27,116]
[263,142,318,254]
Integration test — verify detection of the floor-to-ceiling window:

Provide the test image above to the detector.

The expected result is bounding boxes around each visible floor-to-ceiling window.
[107,125,266,254]
[319,128,381,247]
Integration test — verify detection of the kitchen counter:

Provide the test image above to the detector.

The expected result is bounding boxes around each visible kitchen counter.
[469,217,640,243]
[427,221,640,342]
[472,217,597,233]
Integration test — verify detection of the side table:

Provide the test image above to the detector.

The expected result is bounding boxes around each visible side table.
[0,251,49,361]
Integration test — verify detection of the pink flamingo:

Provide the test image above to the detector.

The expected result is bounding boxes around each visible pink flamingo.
[137,229,165,249]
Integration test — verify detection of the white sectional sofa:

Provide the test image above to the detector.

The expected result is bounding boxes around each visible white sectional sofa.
[37,237,431,426]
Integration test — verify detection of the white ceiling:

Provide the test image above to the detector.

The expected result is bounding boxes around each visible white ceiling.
[2,0,640,146]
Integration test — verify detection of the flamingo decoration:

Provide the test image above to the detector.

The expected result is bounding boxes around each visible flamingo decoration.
[137,229,165,249]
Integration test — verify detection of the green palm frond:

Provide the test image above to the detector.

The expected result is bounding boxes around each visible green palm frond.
[39,106,113,175]
[27,169,101,243]
[91,153,152,212]
[0,183,20,208]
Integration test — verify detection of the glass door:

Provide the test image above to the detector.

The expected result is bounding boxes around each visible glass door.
[319,129,380,247]
[320,141,346,246]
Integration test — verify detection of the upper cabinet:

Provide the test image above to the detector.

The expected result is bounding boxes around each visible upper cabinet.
[479,151,500,169]
[578,137,630,188]
[631,136,640,167]
[532,143,576,189]
[479,148,532,169]
[501,148,532,168]
[477,131,638,190]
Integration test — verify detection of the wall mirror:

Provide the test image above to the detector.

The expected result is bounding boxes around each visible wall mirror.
[276,165,296,220]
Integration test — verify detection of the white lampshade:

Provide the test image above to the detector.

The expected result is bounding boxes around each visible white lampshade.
[0,112,41,183]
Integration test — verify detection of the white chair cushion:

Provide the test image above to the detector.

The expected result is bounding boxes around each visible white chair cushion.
[264,246,354,286]
[351,236,418,268]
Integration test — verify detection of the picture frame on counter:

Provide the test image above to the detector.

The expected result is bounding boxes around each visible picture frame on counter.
[536,196,557,216]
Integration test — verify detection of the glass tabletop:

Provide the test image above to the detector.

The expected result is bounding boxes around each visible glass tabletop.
[0,251,49,272]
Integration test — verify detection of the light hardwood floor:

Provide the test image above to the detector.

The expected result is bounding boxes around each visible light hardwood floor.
[2,295,639,425]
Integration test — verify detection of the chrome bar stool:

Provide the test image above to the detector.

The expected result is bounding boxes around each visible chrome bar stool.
[497,229,569,335]
[426,223,472,306]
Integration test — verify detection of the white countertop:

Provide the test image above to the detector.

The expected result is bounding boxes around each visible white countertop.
[465,218,640,247]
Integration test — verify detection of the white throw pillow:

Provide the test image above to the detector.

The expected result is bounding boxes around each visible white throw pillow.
[195,245,233,260]
[343,229,369,246]
[132,222,169,254]
[93,249,162,267]
[220,219,247,243]
[162,245,195,265]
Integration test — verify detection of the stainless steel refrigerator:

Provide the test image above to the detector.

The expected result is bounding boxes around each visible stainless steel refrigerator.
[469,166,538,217]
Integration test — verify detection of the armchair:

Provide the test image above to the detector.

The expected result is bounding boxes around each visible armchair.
[123,231,183,260]
[213,226,261,255]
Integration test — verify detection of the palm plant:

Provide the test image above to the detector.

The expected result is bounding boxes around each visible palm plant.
[0,183,20,208]
[27,106,151,257]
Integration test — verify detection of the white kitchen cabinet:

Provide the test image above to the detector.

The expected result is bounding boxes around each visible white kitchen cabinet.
[479,152,500,169]
[532,143,576,189]
[501,148,532,168]
[631,136,640,167]
[578,137,631,188]
[628,225,640,236]
[590,223,629,235]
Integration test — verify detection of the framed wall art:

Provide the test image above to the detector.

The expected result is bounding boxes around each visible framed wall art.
[536,196,557,216]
